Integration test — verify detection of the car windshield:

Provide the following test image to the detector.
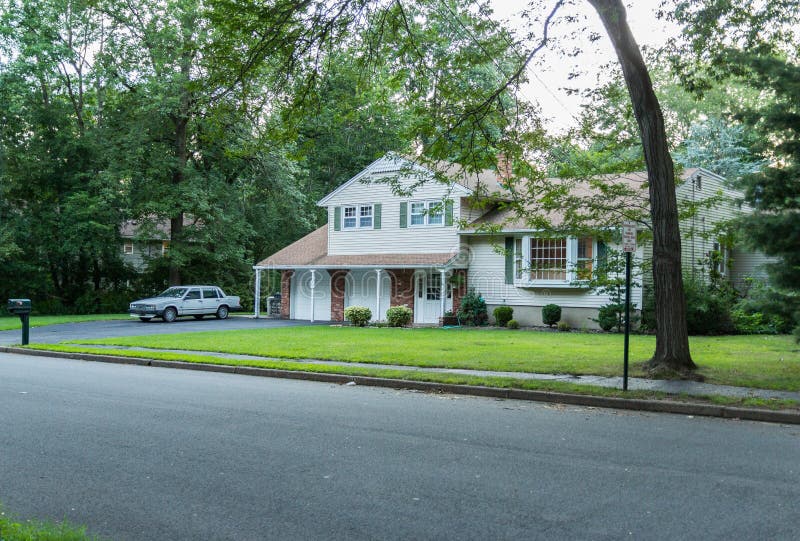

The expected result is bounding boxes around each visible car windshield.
[157,287,187,298]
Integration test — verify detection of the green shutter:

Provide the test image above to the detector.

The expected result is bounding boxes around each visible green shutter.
[504,237,514,284]
[399,202,408,228]
[445,199,454,226]
[597,240,607,270]
[374,204,381,229]
[333,207,341,231]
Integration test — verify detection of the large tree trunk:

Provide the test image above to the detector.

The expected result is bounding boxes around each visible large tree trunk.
[587,0,696,373]
[169,116,188,286]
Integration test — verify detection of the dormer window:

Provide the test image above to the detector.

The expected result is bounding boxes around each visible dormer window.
[342,204,373,229]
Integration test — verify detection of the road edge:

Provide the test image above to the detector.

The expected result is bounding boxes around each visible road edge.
[3,346,798,425]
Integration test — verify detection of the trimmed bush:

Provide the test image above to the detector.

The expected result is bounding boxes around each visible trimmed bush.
[493,306,514,327]
[557,321,571,332]
[386,305,413,327]
[506,319,520,330]
[597,304,619,332]
[344,306,372,327]
[457,289,488,326]
[541,304,561,327]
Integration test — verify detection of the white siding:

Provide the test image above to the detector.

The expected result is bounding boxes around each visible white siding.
[325,172,466,255]
[731,248,775,286]
[465,236,644,310]
[676,170,745,281]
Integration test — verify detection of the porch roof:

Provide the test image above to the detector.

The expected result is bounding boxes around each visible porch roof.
[255,224,462,269]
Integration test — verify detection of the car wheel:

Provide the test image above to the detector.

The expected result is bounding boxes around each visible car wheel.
[139,317,152,322]
[193,315,204,320]
[216,305,229,320]
[163,307,178,323]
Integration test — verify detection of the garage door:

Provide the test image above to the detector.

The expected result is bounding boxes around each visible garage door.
[290,270,331,321]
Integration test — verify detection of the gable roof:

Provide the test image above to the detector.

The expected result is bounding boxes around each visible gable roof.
[464,168,705,232]
[255,224,461,269]
[316,153,507,206]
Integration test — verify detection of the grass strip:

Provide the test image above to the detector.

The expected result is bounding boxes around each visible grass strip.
[26,344,799,411]
[0,505,99,541]
[0,314,128,331]
[67,326,800,391]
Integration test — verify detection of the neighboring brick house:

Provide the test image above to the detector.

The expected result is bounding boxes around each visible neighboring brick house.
[253,154,771,327]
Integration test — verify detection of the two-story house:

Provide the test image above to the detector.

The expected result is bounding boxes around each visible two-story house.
[253,154,771,327]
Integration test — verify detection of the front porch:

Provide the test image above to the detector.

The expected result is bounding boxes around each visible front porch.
[253,266,468,325]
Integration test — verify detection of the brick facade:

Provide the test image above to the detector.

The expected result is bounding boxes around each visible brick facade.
[450,269,468,314]
[389,269,416,315]
[280,270,294,318]
[329,270,348,322]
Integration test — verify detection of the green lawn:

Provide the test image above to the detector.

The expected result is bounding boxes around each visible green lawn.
[66,326,800,391]
[0,314,129,331]
[0,505,98,541]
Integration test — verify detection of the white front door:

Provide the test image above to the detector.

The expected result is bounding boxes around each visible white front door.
[413,271,453,324]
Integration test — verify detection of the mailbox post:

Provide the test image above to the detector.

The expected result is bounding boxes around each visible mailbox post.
[7,298,31,345]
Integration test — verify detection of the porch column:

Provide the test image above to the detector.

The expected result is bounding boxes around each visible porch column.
[375,269,383,322]
[309,269,317,323]
[440,269,447,318]
[253,268,262,318]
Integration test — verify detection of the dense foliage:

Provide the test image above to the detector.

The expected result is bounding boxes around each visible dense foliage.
[457,289,488,326]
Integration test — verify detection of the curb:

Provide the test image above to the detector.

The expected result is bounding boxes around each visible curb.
[3,346,798,425]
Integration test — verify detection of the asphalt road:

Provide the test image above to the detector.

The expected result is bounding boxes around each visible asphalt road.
[1,353,799,541]
[0,316,317,346]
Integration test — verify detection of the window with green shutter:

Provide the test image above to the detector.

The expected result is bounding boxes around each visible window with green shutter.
[504,237,514,284]
[334,207,341,231]
[445,200,454,226]
[374,203,381,229]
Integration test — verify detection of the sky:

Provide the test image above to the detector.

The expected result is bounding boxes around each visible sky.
[488,1,683,132]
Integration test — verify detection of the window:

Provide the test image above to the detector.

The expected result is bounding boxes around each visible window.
[529,238,567,281]
[185,289,201,300]
[359,205,373,228]
[202,288,219,299]
[576,237,593,280]
[123,242,134,255]
[426,281,441,300]
[161,241,169,255]
[410,202,426,226]
[410,200,444,226]
[343,205,373,229]
[514,236,599,285]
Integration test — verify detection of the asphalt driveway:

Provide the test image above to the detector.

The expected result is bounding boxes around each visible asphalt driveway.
[0,316,321,346]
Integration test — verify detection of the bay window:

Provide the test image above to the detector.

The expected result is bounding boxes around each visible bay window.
[514,236,599,285]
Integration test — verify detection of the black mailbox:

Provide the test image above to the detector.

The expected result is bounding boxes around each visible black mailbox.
[8,298,31,315]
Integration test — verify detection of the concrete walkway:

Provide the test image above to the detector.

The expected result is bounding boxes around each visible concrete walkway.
[69,344,800,402]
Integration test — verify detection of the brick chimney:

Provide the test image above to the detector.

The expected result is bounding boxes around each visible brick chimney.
[496,153,513,183]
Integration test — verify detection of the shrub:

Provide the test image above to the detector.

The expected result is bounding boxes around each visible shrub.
[493,306,514,327]
[557,321,571,332]
[386,305,413,327]
[507,319,520,330]
[684,278,735,335]
[457,289,488,326]
[730,308,785,335]
[541,304,561,327]
[597,304,619,332]
[344,306,372,327]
